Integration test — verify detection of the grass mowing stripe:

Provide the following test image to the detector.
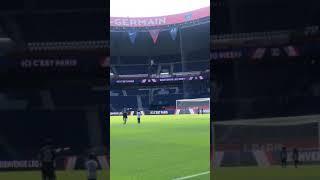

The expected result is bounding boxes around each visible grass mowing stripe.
[173,171,210,180]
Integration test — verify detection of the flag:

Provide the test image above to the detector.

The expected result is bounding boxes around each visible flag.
[149,29,160,44]
[128,31,137,44]
[100,57,109,67]
[170,27,178,41]
[251,48,266,59]
[284,46,299,57]
[184,13,193,21]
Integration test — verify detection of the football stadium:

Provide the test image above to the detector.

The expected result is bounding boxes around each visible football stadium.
[212,0,320,179]
[0,1,109,180]
[110,0,210,179]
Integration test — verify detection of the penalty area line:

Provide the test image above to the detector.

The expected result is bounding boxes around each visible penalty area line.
[172,171,210,180]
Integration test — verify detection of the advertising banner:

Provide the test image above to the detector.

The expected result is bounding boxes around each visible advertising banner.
[267,149,320,165]
[213,122,320,167]
[110,7,210,27]
[211,46,297,60]
[0,57,108,73]
[214,149,320,167]
[211,42,320,60]
[111,73,208,85]
[111,110,175,116]
[0,155,108,171]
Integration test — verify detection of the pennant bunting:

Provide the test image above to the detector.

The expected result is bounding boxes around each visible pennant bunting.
[284,46,299,57]
[170,27,178,41]
[100,57,109,67]
[149,29,160,44]
[184,13,193,21]
[251,48,266,59]
[128,31,137,44]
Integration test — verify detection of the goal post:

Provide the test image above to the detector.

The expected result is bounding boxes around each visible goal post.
[176,98,210,114]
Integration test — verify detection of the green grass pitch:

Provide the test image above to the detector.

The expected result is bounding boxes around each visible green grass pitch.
[111,114,210,180]
[212,166,320,180]
[0,170,109,180]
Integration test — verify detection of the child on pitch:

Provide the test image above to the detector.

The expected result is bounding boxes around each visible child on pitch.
[85,153,98,180]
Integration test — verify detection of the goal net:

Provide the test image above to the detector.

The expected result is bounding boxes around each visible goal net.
[176,98,210,114]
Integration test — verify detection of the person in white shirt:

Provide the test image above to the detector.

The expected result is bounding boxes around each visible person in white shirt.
[137,110,142,124]
[85,153,98,180]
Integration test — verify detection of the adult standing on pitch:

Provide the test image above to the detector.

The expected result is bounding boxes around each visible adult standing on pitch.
[123,108,128,125]
[85,153,98,180]
[137,110,142,124]
[39,139,56,180]
[280,147,287,168]
[293,148,299,168]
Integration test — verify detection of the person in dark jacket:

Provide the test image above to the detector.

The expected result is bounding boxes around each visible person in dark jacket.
[280,147,287,168]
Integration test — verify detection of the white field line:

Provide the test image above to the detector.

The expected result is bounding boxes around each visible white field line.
[173,171,210,180]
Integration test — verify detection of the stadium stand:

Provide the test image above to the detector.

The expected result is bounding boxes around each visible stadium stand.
[211,0,320,170]
[110,58,209,112]
[110,20,210,114]
[0,0,109,172]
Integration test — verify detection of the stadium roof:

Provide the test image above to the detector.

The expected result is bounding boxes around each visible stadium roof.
[110,0,209,18]
[0,0,108,52]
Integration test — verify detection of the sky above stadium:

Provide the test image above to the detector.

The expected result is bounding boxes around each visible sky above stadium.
[110,0,210,17]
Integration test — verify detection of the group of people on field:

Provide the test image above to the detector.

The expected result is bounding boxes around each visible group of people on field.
[280,147,300,168]
[39,139,99,180]
[122,109,142,125]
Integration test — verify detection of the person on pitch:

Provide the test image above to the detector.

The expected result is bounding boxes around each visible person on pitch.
[39,139,56,180]
[137,110,142,124]
[123,108,128,125]
[293,148,299,168]
[85,153,98,180]
[280,146,287,168]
